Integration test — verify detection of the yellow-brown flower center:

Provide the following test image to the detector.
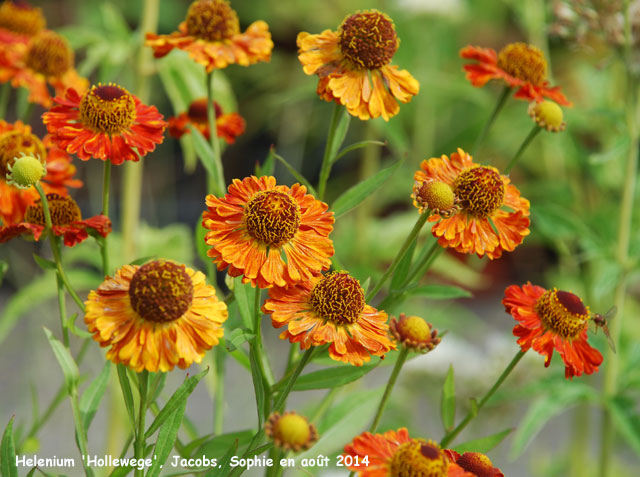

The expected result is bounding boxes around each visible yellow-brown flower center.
[456,452,495,477]
[309,272,365,325]
[0,129,46,178]
[452,166,504,218]
[128,260,194,323]
[389,440,448,477]
[244,190,300,246]
[24,193,82,226]
[338,10,398,70]
[185,0,239,42]
[79,84,137,134]
[535,288,589,339]
[187,98,221,123]
[497,42,547,86]
[0,1,45,36]
[272,414,311,448]
[397,315,431,343]
[25,31,73,77]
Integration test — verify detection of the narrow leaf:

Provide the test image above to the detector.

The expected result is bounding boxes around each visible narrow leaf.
[332,160,402,218]
[225,328,255,352]
[1,416,18,477]
[194,430,253,459]
[209,438,239,477]
[441,365,456,431]
[390,239,417,292]
[32,254,56,271]
[233,278,253,329]
[0,260,7,286]
[145,368,208,439]
[116,364,136,429]
[195,213,210,267]
[454,428,512,454]
[188,125,216,178]
[328,109,350,160]
[608,396,640,454]
[332,140,386,165]
[270,149,318,197]
[405,284,472,300]
[43,327,78,393]
[256,148,275,176]
[249,348,266,428]
[79,361,111,433]
[292,365,379,391]
[146,401,187,477]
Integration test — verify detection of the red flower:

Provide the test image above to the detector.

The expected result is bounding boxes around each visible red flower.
[168,98,245,143]
[444,450,504,477]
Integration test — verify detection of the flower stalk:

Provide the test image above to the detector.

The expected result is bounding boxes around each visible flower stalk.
[472,85,511,154]
[504,125,541,174]
[317,103,349,200]
[207,71,226,196]
[100,160,112,276]
[134,370,149,477]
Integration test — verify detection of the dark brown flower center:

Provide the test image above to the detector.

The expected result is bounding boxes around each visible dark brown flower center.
[0,0,45,36]
[452,166,505,218]
[79,84,137,134]
[338,10,398,70]
[185,0,240,42]
[24,193,82,226]
[456,452,496,477]
[389,440,448,477]
[244,190,300,246]
[187,98,222,123]
[25,31,73,77]
[0,129,46,178]
[309,272,365,325]
[497,42,547,86]
[128,260,194,323]
[535,288,589,339]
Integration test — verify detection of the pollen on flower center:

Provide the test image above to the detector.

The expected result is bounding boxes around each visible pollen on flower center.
[0,0,45,36]
[24,193,82,226]
[79,83,137,134]
[497,42,547,86]
[185,0,240,42]
[535,288,589,339]
[187,98,221,123]
[455,452,495,477]
[25,31,73,77]
[338,10,398,70]
[244,190,301,246]
[389,440,448,477]
[416,180,455,212]
[309,272,365,325]
[452,166,505,218]
[128,260,194,323]
[0,130,46,178]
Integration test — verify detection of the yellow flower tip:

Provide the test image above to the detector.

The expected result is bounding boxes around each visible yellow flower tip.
[338,10,398,70]
[390,313,441,353]
[413,179,456,216]
[390,440,448,476]
[497,42,547,86]
[186,0,239,41]
[456,452,495,476]
[265,412,318,452]
[528,100,566,132]
[6,153,45,189]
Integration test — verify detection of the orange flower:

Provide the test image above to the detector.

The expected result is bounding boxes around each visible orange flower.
[503,282,603,379]
[460,43,571,105]
[0,119,81,225]
[84,259,228,372]
[343,428,474,477]
[444,450,504,477]
[168,98,245,143]
[203,176,334,288]
[0,0,45,45]
[263,271,395,366]
[297,10,419,121]
[0,30,88,107]
[145,0,272,73]
[42,83,167,165]
[413,148,530,259]
[0,193,111,247]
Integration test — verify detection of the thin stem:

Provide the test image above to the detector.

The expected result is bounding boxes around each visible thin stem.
[440,350,526,447]
[214,345,226,434]
[70,388,94,476]
[273,348,314,413]
[20,101,34,123]
[504,125,541,174]
[310,386,341,423]
[317,103,346,200]
[0,82,10,119]
[55,271,70,348]
[369,347,409,433]
[207,71,226,196]
[100,160,112,275]
[366,212,429,302]
[472,85,511,155]
[253,287,275,388]
[134,371,149,477]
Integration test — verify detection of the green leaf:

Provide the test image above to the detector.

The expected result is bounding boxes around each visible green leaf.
[129,256,155,266]
[257,148,275,176]
[65,313,92,339]
[100,2,130,37]
[0,260,7,286]
[469,398,479,419]
[607,396,640,455]
[43,328,78,394]
[225,328,255,352]
[441,365,456,431]
[249,348,266,428]
[210,438,240,477]
[32,254,56,271]
[145,368,208,439]
[270,148,318,197]
[147,401,187,477]
[404,284,472,300]
[195,213,210,267]
[79,361,111,433]
[189,125,216,178]
[454,428,513,454]
[390,239,417,293]
[1,416,18,477]
[291,364,379,391]
[195,430,253,459]
[116,364,136,429]
[332,140,386,165]
[331,160,402,218]
[328,108,351,160]
[233,278,254,330]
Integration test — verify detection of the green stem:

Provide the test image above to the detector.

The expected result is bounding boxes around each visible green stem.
[273,348,314,412]
[214,345,226,435]
[100,160,112,275]
[472,85,511,155]
[55,271,70,348]
[440,350,526,447]
[504,125,541,174]
[20,101,34,123]
[369,347,409,433]
[0,82,10,119]
[253,286,275,388]
[310,386,341,423]
[317,103,347,200]
[207,71,226,196]
[134,371,149,477]
[366,213,429,302]
[70,388,94,476]
[34,183,85,311]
